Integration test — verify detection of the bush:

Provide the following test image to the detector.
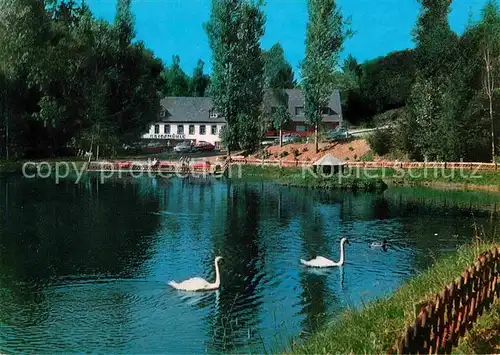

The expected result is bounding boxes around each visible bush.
[292,149,300,157]
[361,151,374,161]
[280,151,289,158]
[258,150,270,159]
[367,129,393,156]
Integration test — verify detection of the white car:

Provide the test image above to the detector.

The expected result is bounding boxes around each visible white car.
[173,141,193,153]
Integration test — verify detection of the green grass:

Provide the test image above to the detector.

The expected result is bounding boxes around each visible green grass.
[0,158,86,174]
[350,167,500,188]
[454,301,500,354]
[286,240,499,354]
[229,165,388,192]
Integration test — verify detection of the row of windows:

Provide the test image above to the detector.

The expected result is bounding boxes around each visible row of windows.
[154,124,219,135]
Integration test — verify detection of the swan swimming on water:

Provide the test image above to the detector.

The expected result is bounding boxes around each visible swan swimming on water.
[300,238,350,268]
[168,256,223,291]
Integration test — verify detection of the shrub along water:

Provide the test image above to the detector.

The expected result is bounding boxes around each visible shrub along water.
[230,165,387,192]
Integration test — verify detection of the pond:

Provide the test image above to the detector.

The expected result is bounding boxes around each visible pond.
[0,174,499,353]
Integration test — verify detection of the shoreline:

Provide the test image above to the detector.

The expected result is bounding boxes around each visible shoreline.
[287,240,500,354]
[229,165,388,192]
[3,159,500,194]
[385,179,500,192]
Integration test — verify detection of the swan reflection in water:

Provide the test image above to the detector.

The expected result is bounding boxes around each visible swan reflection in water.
[176,289,220,308]
[305,264,345,289]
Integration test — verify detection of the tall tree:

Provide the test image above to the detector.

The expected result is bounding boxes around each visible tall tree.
[114,0,135,48]
[189,59,210,97]
[163,55,190,97]
[263,43,294,146]
[342,54,362,87]
[205,0,265,155]
[407,0,457,160]
[477,0,500,162]
[263,43,295,90]
[301,0,351,153]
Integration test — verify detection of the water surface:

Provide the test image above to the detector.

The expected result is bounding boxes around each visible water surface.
[0,175,499,353]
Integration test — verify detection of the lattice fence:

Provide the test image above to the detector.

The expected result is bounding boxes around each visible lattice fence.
[391,246,500,354]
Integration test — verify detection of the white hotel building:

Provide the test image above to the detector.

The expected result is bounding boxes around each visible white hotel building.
[142,97,226,148]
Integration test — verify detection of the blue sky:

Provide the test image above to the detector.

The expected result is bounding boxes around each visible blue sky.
[85,0,492,78]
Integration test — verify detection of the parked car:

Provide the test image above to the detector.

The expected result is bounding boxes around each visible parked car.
[173,141,193,153]
[261,139,275,147]
[142,142,165,154]
[193,141,215,152]
[325,128,352,142]
[282,133,302,144]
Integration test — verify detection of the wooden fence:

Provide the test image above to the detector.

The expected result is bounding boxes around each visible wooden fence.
[228,157,499,171]
[391,245,500,354]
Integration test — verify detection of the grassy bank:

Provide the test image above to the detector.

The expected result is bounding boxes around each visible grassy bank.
[287,240,499,354]
[455,302,500,354]
[0,159,86,174]
[357,168,500,191]
[230,165,388,192]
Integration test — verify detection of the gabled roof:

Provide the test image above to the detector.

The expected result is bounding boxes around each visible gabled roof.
[313,154,346,166]
[159,97,226,123]
[158,89,343,123]
[266,89,342,123]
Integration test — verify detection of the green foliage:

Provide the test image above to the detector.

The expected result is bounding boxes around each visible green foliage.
[301,0,351,152]
[0,0,165,159]
[342,50,416,126]
[189,59,210,97]
[263,43,295,91]
[162,55,190,97]
[272,105,291,133]
[367,129,393,156]
[205,0,265,153]
[114,0,135,47]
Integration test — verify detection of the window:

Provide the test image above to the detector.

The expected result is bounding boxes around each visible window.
[177,125,184,135]
[200,125,206,135]
[295,106,304,115]
[154,124,160,134]
[322,107,334,115]
[189,125,195,135]
[296,125,306,132]
[210,110,218,119]
[211,125,217,135]
[164,124,170,134]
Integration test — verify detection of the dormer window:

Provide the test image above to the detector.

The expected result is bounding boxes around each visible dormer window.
[210,109,219,119]
[160,108,166,117]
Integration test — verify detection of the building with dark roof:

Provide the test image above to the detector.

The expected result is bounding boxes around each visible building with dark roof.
[142,89,343,147]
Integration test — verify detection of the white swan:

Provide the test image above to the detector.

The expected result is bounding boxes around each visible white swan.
[168,256,223,291]
[300,238,350,268]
